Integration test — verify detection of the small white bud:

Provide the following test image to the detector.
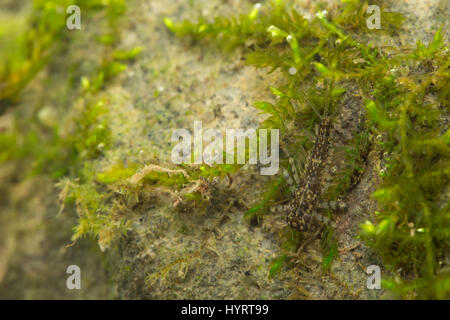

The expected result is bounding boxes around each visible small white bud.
[316,10,328,18]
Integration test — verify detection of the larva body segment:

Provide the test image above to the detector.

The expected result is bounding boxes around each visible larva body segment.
[287,117,334,231]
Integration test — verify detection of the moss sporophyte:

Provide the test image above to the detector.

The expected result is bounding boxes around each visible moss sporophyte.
[164,0,449,298]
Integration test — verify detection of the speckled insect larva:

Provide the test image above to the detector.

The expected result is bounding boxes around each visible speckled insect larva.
[287,117,334,231]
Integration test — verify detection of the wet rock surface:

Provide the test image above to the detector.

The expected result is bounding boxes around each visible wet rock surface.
[0,0,447,299]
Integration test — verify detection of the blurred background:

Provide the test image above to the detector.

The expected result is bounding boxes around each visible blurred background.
[0,0,129,299]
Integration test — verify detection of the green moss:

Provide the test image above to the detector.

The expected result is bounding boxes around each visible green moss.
[0,0,137,250]
[359,35,449,298]
[165,0,449,298]
[96,162,139,184]
[2,0,447,299]
[245,175,287,220]
[321,223,339,272]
